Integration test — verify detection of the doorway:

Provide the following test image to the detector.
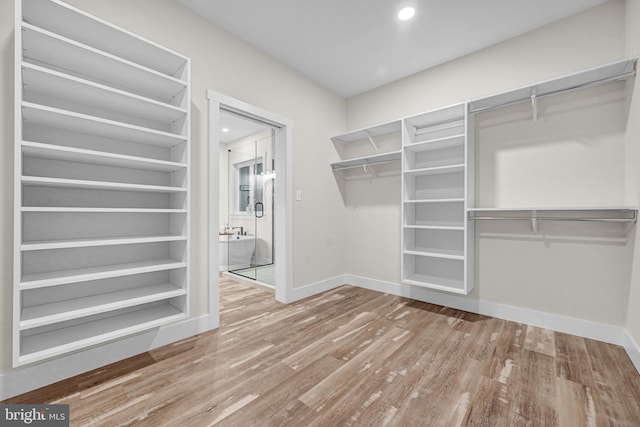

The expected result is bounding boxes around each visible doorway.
[207,91,294,330]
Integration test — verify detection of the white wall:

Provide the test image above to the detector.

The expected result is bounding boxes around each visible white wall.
[0,0,346,378]
[343,1,633,327]
[625,0,640,350]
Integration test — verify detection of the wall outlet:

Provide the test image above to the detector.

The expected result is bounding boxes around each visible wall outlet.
[296,190,302,201]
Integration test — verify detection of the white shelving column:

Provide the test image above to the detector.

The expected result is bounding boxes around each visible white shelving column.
[401,104,474,294]
[14,0,190,366]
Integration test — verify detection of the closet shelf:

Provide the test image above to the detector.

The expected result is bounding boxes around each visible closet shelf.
[404,164,465,176]
[22,207,187,213]
[19,302,186,365]
[22,235,187,251]
[331,120,401,144]
[404,249,464,260]
[331,150,401,170]
[22,176,187,193]
[405,104,466,129]
[22,141,187,172]
[402,275,466,294]
[468,58,637,113]
[22,23,187,103]
[23,64,187,124]
[20,259,187,290]
[22,102,186,148]
[468,207,637,221]
[23,0,188,77]
[404,224,464,231]
[405,198,465,204]
[20,283,186,330]
[404,134,465,152]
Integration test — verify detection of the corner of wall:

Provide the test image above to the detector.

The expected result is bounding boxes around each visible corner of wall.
[624,0,640,348]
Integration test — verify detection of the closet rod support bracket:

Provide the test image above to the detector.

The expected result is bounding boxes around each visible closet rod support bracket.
[364,131,379,152]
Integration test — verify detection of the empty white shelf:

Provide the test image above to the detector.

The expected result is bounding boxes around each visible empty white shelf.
[23,0,188,77]
[20,283,186,330]
[404,134,465,152]
[22,235,187,251]
[404,248,465,260]
[22,23,186,103]
[405,104,466,129]
[22,64,187,125]
[403,275,466,294]
[22,141,187,172]
[405,198,465,204]
[22,176,187,193]
[468,59,637,113]
[331,120,401,144]
[21,259,186,290]
[19,302,186,365]
[22,102,186,148]
[22,207,187,213]
[468,207,637,221]
[404,224,464,231]
[404,164,465,176]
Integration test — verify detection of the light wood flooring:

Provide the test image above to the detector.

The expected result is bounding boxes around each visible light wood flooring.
[5,277,640,426]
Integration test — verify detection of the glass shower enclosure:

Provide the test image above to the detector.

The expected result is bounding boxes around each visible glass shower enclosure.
[222,121,276,286]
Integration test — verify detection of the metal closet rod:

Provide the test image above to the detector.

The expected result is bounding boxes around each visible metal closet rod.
[331,158,399,171]
[468,71,636,114]
[413,117,464,133]
[468,214,637,222]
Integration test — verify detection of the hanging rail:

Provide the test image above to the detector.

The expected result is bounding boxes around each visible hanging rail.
[331,158,399,171]
[468,214,637,222]
[468,69,636,114]
[468,210,637,235]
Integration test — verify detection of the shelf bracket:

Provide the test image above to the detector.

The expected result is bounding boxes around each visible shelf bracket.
[531,93,538,124]
[531,210,538,234]
[363,164,377,178]
[364,131,379,152]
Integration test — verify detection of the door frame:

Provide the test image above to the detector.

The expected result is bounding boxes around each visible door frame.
[207,90,294,329]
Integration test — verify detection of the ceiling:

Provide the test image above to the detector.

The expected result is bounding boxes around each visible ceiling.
[219,111,270,144]
[176,0,609,98]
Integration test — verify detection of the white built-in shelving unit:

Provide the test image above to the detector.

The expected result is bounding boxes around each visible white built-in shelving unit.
[401,104,474,294]
[330,120,402,180]
[330,58,637,296]
[14,0,190,366]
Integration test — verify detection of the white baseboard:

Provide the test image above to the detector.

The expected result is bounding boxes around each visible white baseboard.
[288,275,346,302]
[624,330,640,374]
[0,315,211,401]
[345,274,633,354]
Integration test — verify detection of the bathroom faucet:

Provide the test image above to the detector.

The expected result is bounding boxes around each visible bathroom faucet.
[232,226,244,235]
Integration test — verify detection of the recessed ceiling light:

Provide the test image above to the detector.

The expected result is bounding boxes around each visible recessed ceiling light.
[398,7,415,21]
[222,128,229,133]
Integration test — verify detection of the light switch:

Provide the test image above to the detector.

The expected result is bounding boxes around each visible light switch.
[296,190,302,201]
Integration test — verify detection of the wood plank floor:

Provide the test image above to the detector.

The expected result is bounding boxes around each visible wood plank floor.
[5,277,640,426]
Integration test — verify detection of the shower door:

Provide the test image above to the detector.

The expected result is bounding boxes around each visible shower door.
[227,129,275,285]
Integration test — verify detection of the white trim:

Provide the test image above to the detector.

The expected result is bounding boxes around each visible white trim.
[0,315,210,400]
[624,330,640,374]
[288,275,346,302]
[207,97,221,330]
